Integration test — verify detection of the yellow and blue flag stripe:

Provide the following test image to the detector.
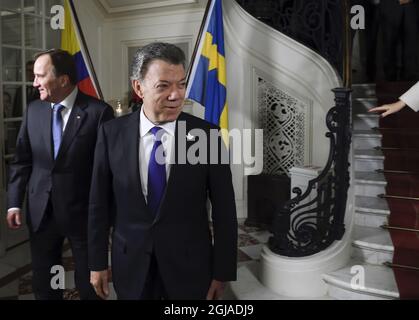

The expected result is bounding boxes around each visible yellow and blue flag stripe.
[61,0,99,98]
[187,0,229,136]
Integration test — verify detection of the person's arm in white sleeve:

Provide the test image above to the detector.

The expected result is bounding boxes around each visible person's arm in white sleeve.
[369,82,419,117]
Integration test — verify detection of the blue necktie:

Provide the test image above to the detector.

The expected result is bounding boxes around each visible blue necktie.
[147,127,167,216]
[52,104,65,159]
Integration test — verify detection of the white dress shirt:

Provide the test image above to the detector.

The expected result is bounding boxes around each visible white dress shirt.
[8,87,79,213]
[400,81,419,112]
[51,86,78,131]
[139,107,176,201]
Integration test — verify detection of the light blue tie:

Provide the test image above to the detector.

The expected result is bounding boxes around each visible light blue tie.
[147,127,167,216]
[52,104,65,159]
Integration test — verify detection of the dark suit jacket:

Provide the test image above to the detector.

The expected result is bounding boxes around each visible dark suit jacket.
[88,111,238,299]
[7,90,114,236]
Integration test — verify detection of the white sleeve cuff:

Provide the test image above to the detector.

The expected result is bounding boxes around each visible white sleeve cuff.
[399,82,419,112]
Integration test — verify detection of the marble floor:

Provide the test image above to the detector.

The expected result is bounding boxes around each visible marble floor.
[0,219,270,300]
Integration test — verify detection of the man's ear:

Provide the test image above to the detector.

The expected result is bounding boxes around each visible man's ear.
[60,75,71,88]
[132,80,144,99]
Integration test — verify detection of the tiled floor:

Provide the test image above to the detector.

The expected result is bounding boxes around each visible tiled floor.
[0,219,270,300]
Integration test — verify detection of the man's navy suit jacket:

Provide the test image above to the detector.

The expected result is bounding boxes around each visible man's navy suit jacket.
[88,111,238,299]
[7,91,114,235]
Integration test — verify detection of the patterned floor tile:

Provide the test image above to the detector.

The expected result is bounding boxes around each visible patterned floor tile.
[249,230,272,244]
[62,257,75,271]
[63,288,80,300]
[4,221,268,300]
[237,249,253,262]
[238,223,265,234]
[239,244,265,261]
[238,233,260,247]
[18,274,32,295]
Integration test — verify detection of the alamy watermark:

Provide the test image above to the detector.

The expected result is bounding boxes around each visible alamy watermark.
[152,121,263,175]
[351,5,366,30]
[50,265,65,290]
[350,265,366,290]
[49,4,366,31]
[50,5,64,30]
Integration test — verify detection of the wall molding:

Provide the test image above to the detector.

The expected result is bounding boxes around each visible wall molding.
[98,0,198,14]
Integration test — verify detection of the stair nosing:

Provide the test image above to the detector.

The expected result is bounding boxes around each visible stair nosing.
[355,97,378,102]
[355,195,390,215]
[352,241,394,252]
[355,179,386,186]
[352,225,394,252]
[356,113,380,118]
[352,83,376,88]
[323,273,399,299]
[355,206,390,215]
[353,130,382,138]
[354,154,384,160]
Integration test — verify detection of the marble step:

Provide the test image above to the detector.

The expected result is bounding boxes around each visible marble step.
[353,113,380,131]
[352,83,376,98]
[351,225,393,265]
[353,98,378,114]
[354,171,387,197]
[227,261,333,300]
[353,130,382,150]
[354,149,384,171]
[323,259,399,300]
[354,196,389,228]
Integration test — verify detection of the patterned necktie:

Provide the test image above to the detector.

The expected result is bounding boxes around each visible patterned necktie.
[147,127,167,216]
[52,103,65,159]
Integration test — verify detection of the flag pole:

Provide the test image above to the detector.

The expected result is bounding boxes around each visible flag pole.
[186,0,213,87]
[68,0,104,100]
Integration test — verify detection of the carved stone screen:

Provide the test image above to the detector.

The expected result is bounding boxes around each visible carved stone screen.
[257,77,308,176]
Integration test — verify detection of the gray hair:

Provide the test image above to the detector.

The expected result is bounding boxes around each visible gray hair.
[130,42,186,82]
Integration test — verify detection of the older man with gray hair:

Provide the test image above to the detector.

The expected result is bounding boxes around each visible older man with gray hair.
[88,42,238,300]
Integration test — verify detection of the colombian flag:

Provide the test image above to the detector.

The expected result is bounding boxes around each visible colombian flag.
[61,0,100,98]
[186,0,229,143]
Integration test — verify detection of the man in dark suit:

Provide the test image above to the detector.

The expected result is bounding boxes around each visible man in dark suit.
[88,42,238,300]
[379,0,419,81]
[6,49,114,299]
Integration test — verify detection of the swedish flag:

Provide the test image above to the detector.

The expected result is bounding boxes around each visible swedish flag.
[187,0,229,137]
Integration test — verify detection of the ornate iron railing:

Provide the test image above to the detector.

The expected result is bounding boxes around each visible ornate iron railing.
[268,88,351,256]
[236,0,352,256]
[236,0,344,77]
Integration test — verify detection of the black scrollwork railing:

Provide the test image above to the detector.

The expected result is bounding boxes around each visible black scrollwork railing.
[268,88,351,257]
[236,0,344,77]
[235,0,353,256]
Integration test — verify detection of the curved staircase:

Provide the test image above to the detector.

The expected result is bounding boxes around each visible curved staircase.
[324,83,419,300]
[323,84,399,299]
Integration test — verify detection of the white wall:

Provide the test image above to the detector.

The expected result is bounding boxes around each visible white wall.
[72,0,342,219]
[73,1,205,101]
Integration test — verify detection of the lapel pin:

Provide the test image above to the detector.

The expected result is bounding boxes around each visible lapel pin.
[76,115,81,119]
[186,133,195,141]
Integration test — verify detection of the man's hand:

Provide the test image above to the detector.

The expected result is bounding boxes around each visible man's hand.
[206,279,226,300]
[90,270,110,299]
[6,209,22,229]
[368,100,406,118]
